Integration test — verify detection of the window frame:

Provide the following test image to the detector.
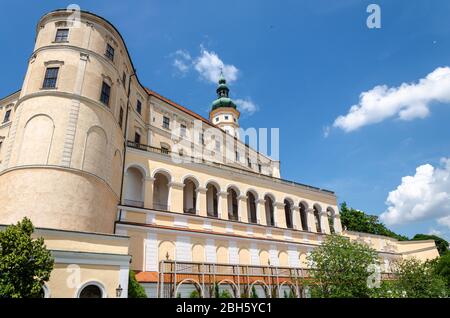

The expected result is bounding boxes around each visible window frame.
[54,28,69,43]
[105,44,115,62]
[136,100,142,115]
[3,109,12,123]
[100,81,111,106]
[42,67,59,89]
[162,116,170,129]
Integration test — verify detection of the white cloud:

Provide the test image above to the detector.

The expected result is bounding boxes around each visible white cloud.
[333,67,450,132]
[428,228,442,236]
[172,50,192,74]
[194,48,239,83]
[380,158,450,227]
[323,126,331,138]
[235,98,258,115]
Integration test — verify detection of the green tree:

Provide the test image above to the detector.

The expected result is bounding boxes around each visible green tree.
[0,218,54,298]
[306,234,379,298]
[432,252,450,291]
[127,270,147,298]
[219,289,232,298]
[250,285,258,298]
[412,234,449,256]
[392,258,447,298]
[189,290,200,298]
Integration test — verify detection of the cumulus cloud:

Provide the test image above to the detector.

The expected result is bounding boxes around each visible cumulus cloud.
[194,48,239,83]
[333,67,450,132]
[380,158,450,227]
[172,50,192,74]
[235,98,258,115]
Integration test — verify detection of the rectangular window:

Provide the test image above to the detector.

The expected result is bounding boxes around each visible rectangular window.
[119,107,124,128]
[55,29,69,42]
[225,115,229,120]
[235,151,240,162]
[258,164,262,173]
[134,132,141,144]
[100,82,111,106]
[161,146,170,154]
[42,67,59,89]
[105,44,115,61]
[3,110,11,123]
[180,124,187,137]
[199,132,205,145]
[247,157,252,168]
[163,116,170,129]
[136,100,142,115]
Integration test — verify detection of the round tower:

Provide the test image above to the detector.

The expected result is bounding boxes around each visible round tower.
[0,10,129,233]
[209,74,241,138]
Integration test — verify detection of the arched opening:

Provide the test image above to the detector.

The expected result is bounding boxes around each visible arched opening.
[153,172,170,210]
[124,166,144,207]
[299,202,308,231]
[175,279,203,298]
[78,284,104,298]
[247,191,257,224]
[206,182,219,217]
[284,199,293,229]
[278,281,298,298]
[217,280,238,298]
[227,187,239,221]
[313,205,322,233]
[183,178,198,214]
[327,207,335,234]
[249,280,271,298]
[264,195,275,226]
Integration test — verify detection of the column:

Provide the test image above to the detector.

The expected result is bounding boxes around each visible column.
[143,177,154,209]
[196,187,207,217]
[218,191,228,220]
[292,206,301,230]
[237,195,248,223]
[274,201,286,228]
[320,211,331,234]
[168,181,185,213]
[256,198,266,225]
[334,213,343,233]
[307,208,317,232]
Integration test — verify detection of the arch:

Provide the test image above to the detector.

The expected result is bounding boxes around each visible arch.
[183,177,198,214]
[151,168,172,182]
[158,240,175,261]
[259,250,270,266]
[279,281,298,298]
[125,162,149,178]
[175,278,203,298]
[206,181,219,217]
[82,126,108,179]
[217,279,239,298]
[249,280,271,298]
[247,190,258,224]
[192,243,205,262]
[216,245,229,264]
[76,280,107,298]
[111,149,122,195]
[181,174,200,187]
[278,250,289,267]
[227,186,239,221]
[327,207,336,234]
[153,172,170,210]
[18,114,55,165]
[313,204,322,233]
[238,248,250,265]
[124,166,145,207]
[299,201,309,231]
[264,194,275,226]
[284,198,294,229]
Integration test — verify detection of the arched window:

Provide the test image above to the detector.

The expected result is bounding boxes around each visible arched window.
[153,172,170,210]
[264,195,275,226]
[124,167,144,207]
[78,284,104,298]
[299,202,308,231]
[183,178,198,214]
[284,199,293,229]
[314,205,322,233]
[327,207,335,234]
[206,183,219,217]
[247,191,257,224]
[227,187,239,221]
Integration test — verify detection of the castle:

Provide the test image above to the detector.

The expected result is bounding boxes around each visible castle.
[0,9,439,298]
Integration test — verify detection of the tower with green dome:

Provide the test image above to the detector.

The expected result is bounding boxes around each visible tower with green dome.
[209,73,241,138]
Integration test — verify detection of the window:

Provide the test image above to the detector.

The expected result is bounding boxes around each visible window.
[79,285,103,298]
[119,107,124,128]
[161,145,170,154]
[224,115,229,120]
[0,141,3,152]
[199,132,205,145]
[42,67,59,89]
[163,116,170,129]
[105,44,115,61]
[258,164,262,173]
[134,132,141,144]
[215,117,219,122]
[122,72,126,88]
[100,82,111,106]
[55,28,69,42]
[3,110,11,123]
[247,157,252,168]
[180,124,187,137]
[136,100,142,115]
[235,151,240,162]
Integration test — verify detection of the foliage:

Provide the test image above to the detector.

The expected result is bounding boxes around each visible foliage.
[250,285,258,298]
[412,234,449,256]
[340,202,408,241]
[432,252,450,291]
[219,289,232,298]
[189,290,200,298]
[0,218,54,298]
[306,234,379,298]
[127,270,147,298]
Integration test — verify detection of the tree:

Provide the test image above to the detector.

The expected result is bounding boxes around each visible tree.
[432,252,450,291]
[127,270,147,298]
[306,234,379,298]
[412,234,449,256]
[189,290,200,298]
[0,218,54,298]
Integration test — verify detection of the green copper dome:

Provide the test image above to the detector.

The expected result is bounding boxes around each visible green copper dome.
[211,73,237,111]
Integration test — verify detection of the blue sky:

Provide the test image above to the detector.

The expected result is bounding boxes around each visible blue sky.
[1,1,450,240]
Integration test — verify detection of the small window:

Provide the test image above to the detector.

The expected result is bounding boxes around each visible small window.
[42,67,59,89]
[199,132,205,145]
[3,110,11,123]
[224,115,229,120]
[105,44,115,61]
[161,145,170,154]
[180,124,187,137]
[100,82,111,106]
[136,100,142,115]
[134,132,141,144]
[258,164,262,173]
[119,107,124,128]
[235,151,240,162]
[215,117,219,122]
[163,116,170,129]
[55,29,69,42]
[247,157,252,168]
[79,285,102,298]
